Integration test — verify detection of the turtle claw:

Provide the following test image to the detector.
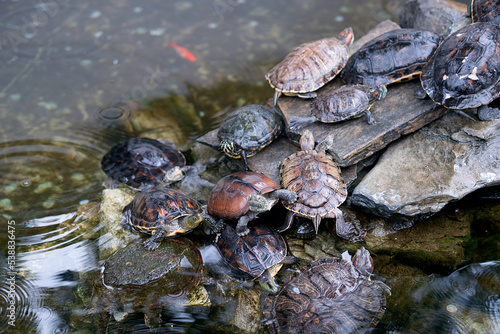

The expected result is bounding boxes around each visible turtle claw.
[236,226,250,237]
[143,238,161,251]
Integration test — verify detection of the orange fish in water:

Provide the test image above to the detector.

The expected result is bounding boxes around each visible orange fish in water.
[168,42,196,62]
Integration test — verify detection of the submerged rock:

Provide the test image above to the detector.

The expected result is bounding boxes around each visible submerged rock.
[351,112,500,218]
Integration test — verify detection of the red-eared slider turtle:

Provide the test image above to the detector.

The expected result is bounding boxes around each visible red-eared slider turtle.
[279,130,358,241]
[263,247,389,334]
[217,104,285,171]
[469,0,500,24]
[101,137,186,190]
[289,84,387,129]
[341,28,442,87]
[122,187,214,250]
[207,171,297,236]
[420,22,500,119]
[215,224,289,293]
[266,27,354,106]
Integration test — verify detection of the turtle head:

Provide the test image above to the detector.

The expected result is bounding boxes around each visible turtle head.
[338,27,354,46]
[352,246,374,277]
[248,194,275,213]
[368,85,388,102]
[178,213,203,232]
[258,264,283,294]
[299,130,315,151]
[164,166,184,183]
[219,139,241,158]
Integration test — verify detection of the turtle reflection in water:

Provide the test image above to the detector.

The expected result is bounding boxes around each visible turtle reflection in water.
[263,247,390,334]
[78,239,206,329]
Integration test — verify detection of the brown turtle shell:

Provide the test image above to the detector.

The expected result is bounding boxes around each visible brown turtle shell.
[265,33,350,96]
[311,85,371,123]
[124,187,202,236]
[341,29,442,87]
[471,0,500,24]
[263,257,387,334]
[207,172,280,219]
[101,137,185,189]
[215,224,286,281]
[280,150,347,219]
[421,22,500,109]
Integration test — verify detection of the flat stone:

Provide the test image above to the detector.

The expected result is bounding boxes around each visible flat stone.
[351,112,500,218]
[278,20,448,167]
[399,0,469,35]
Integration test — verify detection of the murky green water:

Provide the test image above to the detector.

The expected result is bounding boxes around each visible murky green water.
[1,0,498,333]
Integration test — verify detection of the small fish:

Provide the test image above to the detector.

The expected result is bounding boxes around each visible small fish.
[168,42,196,62]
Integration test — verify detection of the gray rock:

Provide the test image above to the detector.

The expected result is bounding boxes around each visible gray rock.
[399,0,470,35]
[351,112,500,218]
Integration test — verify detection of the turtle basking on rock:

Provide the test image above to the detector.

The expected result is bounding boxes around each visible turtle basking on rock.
[266,27,354,106]
[289,84,387,129]
[207,171,297,236]
[263,247,390,333]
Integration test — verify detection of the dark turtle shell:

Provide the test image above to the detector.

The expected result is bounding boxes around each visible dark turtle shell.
[217,104,284,158]
[101,137,185,189]
[123,187,202,236]
[266,28,353,98]
[215,224,286,281]
[471,0,500,24]
[207,171,280,219]
[341,29,442,87]
[263,256,387,334]
[280,150,347,221]
[421,22,500,109]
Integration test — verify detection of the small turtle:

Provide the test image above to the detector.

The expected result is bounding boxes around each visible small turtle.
[289,84,387,129]
[469,0,500,24]
[266,27,354,106]
[207,171,297,236]
[122,187,214,250]
[217,104,285,171]
[279,130,357,241]
[101,137,186,190]
[263,247,390,334]
[420,22,500,119]
[215,224,290,293]
[341,28,442,87]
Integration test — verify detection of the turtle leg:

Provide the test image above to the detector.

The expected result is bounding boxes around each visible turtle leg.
[120,204,134,231]
[236,212,258,236]
[452,109,477,122]
[273,90,282,107]
[297,92,317,99]
[143,226,166,251]
[277,211,295,233]
[477,104,500,121]
[269,189,298,204]
[312,215,322,234]
[364,108,374,125]
[413,85,428,100]
[204,215,225,234]
[332,208,361,242]
[241,150,249,172]
[289,116,317,130]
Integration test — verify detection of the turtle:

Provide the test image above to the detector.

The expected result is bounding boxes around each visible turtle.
[279,129,357,241]
[122,187,214,251]
[289,84,388,129]
[420,22,500,120]
[340,28,442,87]
[217,104,285,171]
[263,247,390,334]
[101,137,186,190]
[469,0,500,24]
[266,27,354,106]
[207,171,297,236]
[215,224,290,294]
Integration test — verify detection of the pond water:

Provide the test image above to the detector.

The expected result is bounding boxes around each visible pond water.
[1,0,498,333]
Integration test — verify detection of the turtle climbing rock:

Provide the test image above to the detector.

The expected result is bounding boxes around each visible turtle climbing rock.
[266,27,354,105]
[420,22,500,120]
[122,187,214,250]
[289,84,387,129]
[341,28,442,87]
[217,104,285,171]
[279,130,357,241]
[207,171,297,236]
[215,224,289,294]
[263,247,390,334]
[101,137,186,190]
